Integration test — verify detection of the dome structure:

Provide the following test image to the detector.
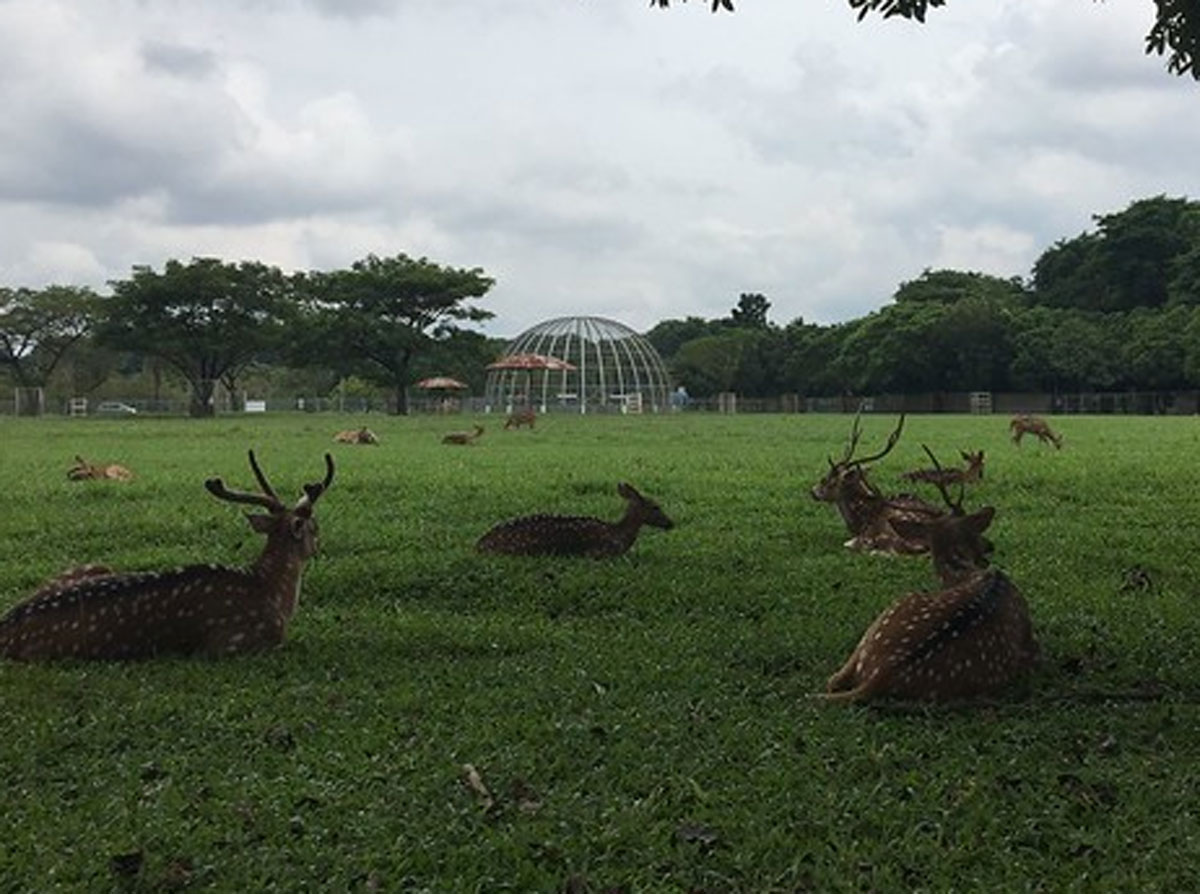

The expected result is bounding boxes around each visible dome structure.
[485,316,671,414]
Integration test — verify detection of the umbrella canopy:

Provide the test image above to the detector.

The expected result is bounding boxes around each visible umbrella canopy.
[486,352,577,372]
[416,376,469,390]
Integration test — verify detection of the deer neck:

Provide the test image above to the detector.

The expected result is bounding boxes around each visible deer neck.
[835,483,885,535]
[611,506,645,548]
[251,536,309,622]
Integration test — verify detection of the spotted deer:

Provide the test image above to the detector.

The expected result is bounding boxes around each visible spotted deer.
[901,448,985,488]
[1,451,334,661]
[1010,414,1063,449]
[810,412,944,555]
[68,455,134,482]
[477,482,674,558]
[333,426,379,445]
[823,453,1038,703]
[504,408,536,430]
[443,424,484,445]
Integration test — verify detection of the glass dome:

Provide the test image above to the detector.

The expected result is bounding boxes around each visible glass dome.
[485,316,672,414]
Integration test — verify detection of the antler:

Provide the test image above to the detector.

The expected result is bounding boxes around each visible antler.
[204,450,285,511]
[846,413,906,469]
[919,444,965,515]
[297,453,336,512]
[837,404,866,465]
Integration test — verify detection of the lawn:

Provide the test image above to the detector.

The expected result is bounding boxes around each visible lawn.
[1,411,1198,892]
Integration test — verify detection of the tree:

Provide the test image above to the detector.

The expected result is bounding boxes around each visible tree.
[893,269,1027,306]
[644,316,724,360]
[100,258,299,417]
[671,332,748,397]
[302,254,494,415]
[728,292,772,329]
[0,286,99,412]
[652,0,1200,80]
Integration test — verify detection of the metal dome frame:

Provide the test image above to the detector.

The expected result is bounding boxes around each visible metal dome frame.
[485,316,672,414]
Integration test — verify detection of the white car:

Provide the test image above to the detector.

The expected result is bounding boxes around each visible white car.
[95,401,138,415]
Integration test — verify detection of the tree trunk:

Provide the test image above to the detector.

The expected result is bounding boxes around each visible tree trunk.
[190,379,217,417]
[393,383,409,415]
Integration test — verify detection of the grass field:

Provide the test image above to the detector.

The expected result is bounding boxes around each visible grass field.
[1,411,1199,892]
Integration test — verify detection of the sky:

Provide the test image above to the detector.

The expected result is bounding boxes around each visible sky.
[1,0,1198,338]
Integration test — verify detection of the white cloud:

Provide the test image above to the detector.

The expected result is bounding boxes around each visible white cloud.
[0,0,1197,335]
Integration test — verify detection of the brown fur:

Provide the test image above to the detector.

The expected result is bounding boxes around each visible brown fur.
[504,409,536,430]
[902,449,985,487]
[68,455,134,481]
[443,424,485,445]
[333,427,379,445]
[1010,415,1062,449]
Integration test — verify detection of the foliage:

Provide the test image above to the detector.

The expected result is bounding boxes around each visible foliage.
[0,285,100,391]
[100,258,299,417]
[728,292,772,329]
[3,414,1200,890]
[669,331,748,396]
[300,254,494,415]
[894,269,1027,306]
[653,0,1200,79]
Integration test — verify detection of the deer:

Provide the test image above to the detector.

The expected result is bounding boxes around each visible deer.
[1,451,334,662]
[504,408,536,430]
[333,426,379,445]
[822,449,1038,703]
[67,455,134,482]
[476,482,674,558]
[901,449,985,488]
[1010,414,1063,449]
[810,411,945,555]
[443,424,485,445]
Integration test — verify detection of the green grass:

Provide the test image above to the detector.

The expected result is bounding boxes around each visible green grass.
[2,412,1199,892]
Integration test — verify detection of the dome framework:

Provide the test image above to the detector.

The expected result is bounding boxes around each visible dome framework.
[485,316,671,414]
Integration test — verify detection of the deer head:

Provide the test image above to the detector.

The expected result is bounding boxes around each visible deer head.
[617,481,674,532]
[810,410,906,503]
[204,450,335,565]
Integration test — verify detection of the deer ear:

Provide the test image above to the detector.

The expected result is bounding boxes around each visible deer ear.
[617,482,639,500]
[246,513,275,533]
[966,506,996,535]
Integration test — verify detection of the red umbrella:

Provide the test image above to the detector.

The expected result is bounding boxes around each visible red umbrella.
[486,353,576,372]
[416,376,469,390]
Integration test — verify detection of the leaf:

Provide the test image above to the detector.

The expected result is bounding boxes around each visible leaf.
[461,763,495,813]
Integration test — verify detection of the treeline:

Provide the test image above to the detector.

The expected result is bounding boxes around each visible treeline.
[2,195,1199,415]
[647,195,1200,397]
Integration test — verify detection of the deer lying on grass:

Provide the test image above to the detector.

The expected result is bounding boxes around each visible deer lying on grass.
[443,424,484,445]
[504,408,536,430]
[902,449,985,488]
[68,455,134,482]
[477,482,674,558]
[1,451,334,661]
[333,426,379,445]
[1010,414,1063,449]
[823,455,1038,703]
[810,412,944,555]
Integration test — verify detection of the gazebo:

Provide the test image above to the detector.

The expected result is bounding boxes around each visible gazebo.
[483,316,671,414]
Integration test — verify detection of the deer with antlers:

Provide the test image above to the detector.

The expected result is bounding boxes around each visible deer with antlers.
[1,451,334,661]
[67,455,134,482]
[810,412,945,555]
[443,424,485,445]
[1010,414,1063,449]
[901,449,985,488]
[477,482,674,558]
[504,408,536,430]
[823,447,1038,703]
[333,426,380,445]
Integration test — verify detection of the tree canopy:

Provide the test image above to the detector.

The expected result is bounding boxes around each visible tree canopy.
[653,0,1200,80]
[0,286,99,394]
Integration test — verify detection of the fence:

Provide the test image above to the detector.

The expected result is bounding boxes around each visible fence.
[4,390,1198,417]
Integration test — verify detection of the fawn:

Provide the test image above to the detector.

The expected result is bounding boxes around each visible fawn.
[504,408,536,430]
[68,455,134,482]
[810,411,944,555]
[1010,414,1063,449]
[823,455,1038,703]
[1,451,334,661]
[901,448,985,487]
[443,424,485,445]
[333,426,379,445]
[477,482,674,558]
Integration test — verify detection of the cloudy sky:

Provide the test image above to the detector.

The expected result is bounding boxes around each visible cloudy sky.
[1,0,1197,337]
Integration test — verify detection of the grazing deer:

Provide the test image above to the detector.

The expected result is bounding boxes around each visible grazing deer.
[810,412,944,555]
[333,426,379,445]
[1,451,334,661]
[823,454,1038,703]
[443,424,485,445]
[504,408,536,430]
[1010,414,1063,449]
[68,455,134,482]
[902,449,985,488]
[477,482,674,558]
